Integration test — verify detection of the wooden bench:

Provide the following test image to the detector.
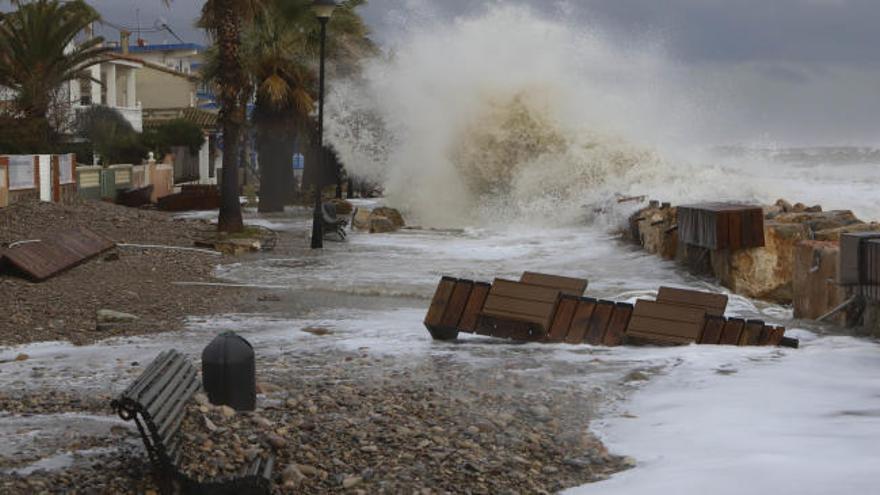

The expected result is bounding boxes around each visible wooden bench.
[111,350,274,495]
[656,286,728,316]
[322,202,348,242]
[475,279,563,340]
[519,272,588,296]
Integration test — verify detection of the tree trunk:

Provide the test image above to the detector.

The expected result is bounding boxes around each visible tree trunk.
[256,115,295,212]
[215,0,244,233]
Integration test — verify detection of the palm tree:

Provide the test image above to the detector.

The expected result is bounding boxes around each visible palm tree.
[0,0,110,148]
[199,0,270,233]
[243,2,315,212]
[165,0,267,232]
[245,0,375,211]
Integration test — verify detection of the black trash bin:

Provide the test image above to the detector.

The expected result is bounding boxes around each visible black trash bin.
[201,331,256,411]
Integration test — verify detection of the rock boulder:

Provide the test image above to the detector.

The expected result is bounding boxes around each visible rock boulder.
[813,222,880,242]
[352,208,371,231]
[369,216,396,234]
[370,207,405,229]
[712,221,811,303]
[636,205,677,260]
[773,210,860,233]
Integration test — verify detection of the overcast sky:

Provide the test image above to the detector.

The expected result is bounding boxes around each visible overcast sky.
[38,1,880,144]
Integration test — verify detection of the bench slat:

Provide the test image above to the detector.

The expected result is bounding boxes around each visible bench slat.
[719,318,745,345]
[481,298,556,325]
[459,282,491,333]
[482,296,556,317]
[424,277,457,329]
[262,455,275,480]
[139,356,190,411]
[700,315,726,344]
[160,378,201,446]
[603,303,633,347]
[153,367,198,436]
[631,300,707,323]
[766,326,786,346]
[739,320,765,346]
[489,279,562,303]
[546,296,578,342]
[440,279,474,331]
[520,272,588,296]
[565,298,596,344]
[124,350,175,399]
[584,301,615,345]
[627,315,704,340]
[625,328,696,344]
[656,286,728,316]
[147,358,196,418]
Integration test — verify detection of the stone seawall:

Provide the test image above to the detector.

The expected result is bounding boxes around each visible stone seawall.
[626,199,880,335]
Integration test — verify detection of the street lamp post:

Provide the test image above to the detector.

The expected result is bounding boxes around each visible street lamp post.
[310,0,336,249]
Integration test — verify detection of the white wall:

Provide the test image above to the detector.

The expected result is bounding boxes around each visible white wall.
[38,155,51,202]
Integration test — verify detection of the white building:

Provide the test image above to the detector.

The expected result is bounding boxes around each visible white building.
[120,43,205,75]
[68,54,144,132]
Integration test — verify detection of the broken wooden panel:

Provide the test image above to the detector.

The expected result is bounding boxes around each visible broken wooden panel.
[699,315,726,344]
[603,303,634,347]
[739,320,765,346]
[656,286,728,316]
[765,326,786,346]
[458,282,491,333]
[862,240,880,302]
[520,272,588,296]
[565,298,597,344]
[625,300,708,345]
[480,279,562,335]
[718,318,746,346]
[439,279,474,333]
[423,277,458,340]
[838,232,880,285]
[1,227,115,281]
[584,301,615,345]
[546,296,579,343]
[677,203,765,251]
[757,324,782,346]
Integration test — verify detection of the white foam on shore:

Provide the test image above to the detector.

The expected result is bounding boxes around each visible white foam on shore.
[565,336,880,495]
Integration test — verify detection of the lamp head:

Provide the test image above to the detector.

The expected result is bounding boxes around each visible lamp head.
[312,0,337,20]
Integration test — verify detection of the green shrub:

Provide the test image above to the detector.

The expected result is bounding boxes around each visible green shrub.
[142,119,205,156]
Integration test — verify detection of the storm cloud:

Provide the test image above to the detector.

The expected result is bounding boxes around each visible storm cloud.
[61,1,880,144]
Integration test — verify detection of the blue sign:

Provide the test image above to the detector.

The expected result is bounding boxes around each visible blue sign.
[292,153,305,170]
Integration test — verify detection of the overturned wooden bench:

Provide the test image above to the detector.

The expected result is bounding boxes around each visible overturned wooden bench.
[625,286,797,347]
[425,277,797,348]
[625,287,728,345]
[111,350,274,495]
[424,273,588,341]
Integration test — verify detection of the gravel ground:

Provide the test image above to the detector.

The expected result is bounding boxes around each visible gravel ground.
[0,348,632,494]
[0,199,252,346]
[0,200,632,493]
